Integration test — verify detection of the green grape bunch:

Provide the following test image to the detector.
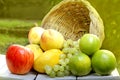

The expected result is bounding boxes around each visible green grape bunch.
[44,39,81,78]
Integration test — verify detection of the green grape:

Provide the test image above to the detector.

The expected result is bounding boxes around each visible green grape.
[67,53,73,58]
[44,65,52,75]
[73,41,78,46]
[59,53,66,59]
[65,65,70,70]
[57,71,65,77]
[65,58,69,64]
[53,64,60,72]
[59,66,64,71]
[75,45,80,50]
[73,41,80,50]
[63,41,69,48]
[67,39,73,45]
[59,59,66,66]
[59,59,64,65]
[67,49,73,54]
[62,62,66,66]
[64,70,70,76]
[76,46,80,50]
[62,48,70,54]
[49,71,56,78]
[69,48,78,54]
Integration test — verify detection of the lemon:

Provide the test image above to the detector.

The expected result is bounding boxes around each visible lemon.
[33,49,63,73]
[26,44,43,61]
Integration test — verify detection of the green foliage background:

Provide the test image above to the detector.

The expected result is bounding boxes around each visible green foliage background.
[0,0,61,20]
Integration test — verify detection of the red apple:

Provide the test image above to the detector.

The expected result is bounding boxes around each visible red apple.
[6,44,34,74]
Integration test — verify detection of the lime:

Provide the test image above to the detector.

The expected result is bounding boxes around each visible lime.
[92,50,117,75]
[79,34,101,56]
[68,53,91,76]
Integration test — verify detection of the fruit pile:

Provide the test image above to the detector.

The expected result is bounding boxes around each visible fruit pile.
[6,26,116,78]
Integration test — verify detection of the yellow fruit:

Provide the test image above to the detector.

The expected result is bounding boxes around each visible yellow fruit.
[33,49,63,73]
[26,44,43,61]
[40,29,65,51]
[28,27,45,44]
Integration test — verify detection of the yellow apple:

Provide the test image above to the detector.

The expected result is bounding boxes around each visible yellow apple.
[26,44,43,61]
[28,27,45,44]
[40,29,65,51]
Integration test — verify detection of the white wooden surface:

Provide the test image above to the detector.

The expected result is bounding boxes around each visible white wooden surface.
[77,69,120,80]
[0,54,120,80]
[0,55,37,80]
[36,74,76,80]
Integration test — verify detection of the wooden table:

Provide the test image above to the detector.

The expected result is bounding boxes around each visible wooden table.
[0,54,120,80]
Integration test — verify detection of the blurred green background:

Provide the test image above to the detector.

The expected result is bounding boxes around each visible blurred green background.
[0,0,120,74]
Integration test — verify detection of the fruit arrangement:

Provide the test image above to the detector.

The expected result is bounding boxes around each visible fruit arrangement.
[6,27,116,78]
[5,0,117,78]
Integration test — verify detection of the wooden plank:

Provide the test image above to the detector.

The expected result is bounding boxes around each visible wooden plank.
[0,55,37,80]
[36,74,76,80]
[0,76,22,80]
[0,67,37,80]
[77,68,120,80]
[36,69,120,80]
[0,55,6,69]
